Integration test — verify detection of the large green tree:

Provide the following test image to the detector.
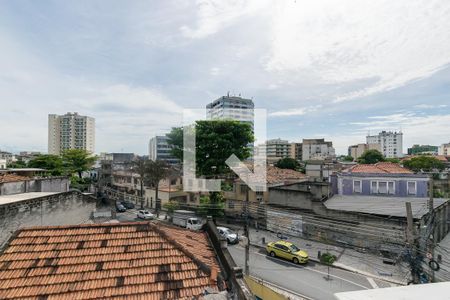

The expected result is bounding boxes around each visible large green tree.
[357,149,384,164]
[275,157,300,170]
[62,149,97,178]
[28,154,64,176]
[168,120,254,176]
[167,120,254,218]
[403,156,445,173]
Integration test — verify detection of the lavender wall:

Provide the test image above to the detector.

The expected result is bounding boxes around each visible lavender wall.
[340,176,428,198]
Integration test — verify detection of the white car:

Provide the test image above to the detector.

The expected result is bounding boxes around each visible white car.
[137,210,154,220]
[217,226,239,244]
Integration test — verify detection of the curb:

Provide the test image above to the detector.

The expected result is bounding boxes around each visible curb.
[332,262,407,286]
[250,243,406,286]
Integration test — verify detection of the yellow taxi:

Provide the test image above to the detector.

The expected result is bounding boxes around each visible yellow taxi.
[266,240,309,264]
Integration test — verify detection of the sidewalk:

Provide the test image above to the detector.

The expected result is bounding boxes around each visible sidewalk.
[222,223,410,285]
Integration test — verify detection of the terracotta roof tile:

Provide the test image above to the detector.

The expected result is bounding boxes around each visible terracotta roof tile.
[346,162,413,174]
[0,174,29,184]
[0,222,221,299]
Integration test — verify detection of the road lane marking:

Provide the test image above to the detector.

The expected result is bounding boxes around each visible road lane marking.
[241,246,370,290]
[367,277,379,289]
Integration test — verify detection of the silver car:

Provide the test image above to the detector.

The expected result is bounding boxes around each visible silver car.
[217,226,239,244]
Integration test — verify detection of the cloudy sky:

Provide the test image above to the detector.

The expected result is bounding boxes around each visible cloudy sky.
[1,0,449,155]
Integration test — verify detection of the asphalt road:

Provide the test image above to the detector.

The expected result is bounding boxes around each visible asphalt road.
[229,244,394,300]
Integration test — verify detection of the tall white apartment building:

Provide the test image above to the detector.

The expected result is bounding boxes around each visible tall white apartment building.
[206,95,254,125]
[206,95,255,158]
[366,131,403,158]
[438,142,450,156]
[48,112,95,155]
[302,139,335,161]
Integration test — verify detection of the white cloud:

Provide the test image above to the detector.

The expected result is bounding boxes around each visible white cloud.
[180,0,270,39]
[266,0,450,101]
[414,104,448,109]
[269,105,322,117]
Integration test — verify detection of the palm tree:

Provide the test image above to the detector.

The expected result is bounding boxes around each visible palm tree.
[146,160,170,217]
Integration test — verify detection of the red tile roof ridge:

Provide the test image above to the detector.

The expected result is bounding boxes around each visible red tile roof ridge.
[17,221,152,232]
[151,223,213,277]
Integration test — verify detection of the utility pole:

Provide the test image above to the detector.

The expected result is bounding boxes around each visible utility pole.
[244,185,250,276]
[406,201,419,284]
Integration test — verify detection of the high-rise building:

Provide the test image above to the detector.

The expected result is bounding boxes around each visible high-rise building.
[48,112,95,155]
[289,142,303,161]
[438,142,450,156]
[407,144,438,155]
[366,131,403,158]
[206,95,255,157]
[302,139,335,161]
[348,143,381,160]
[206,95,254,125]
[261,138,291,163]
[149,135,180,165]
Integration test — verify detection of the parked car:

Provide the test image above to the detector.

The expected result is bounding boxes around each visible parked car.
[217,226,239,244]
[137,210,154,220]
[266,240,309,264]
[121,201,135,209]
[115,202,126,212]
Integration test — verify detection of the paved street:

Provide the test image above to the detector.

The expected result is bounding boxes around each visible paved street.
[229,244,394,300]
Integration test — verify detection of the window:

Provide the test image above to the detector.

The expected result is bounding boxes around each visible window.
[407,181,417,195]
[378,182,388,194]
[388,182,395,194]
[240,184,247,194]
[371,181,378,193]
[228,200,234,209]
[371,181,395,194]
[353,180,362,193]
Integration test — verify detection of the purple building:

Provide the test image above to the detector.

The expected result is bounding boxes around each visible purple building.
[331,162,429,198]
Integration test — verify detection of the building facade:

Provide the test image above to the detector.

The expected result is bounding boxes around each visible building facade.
[289,142,303,161]
[366,131,403,158]
[331,162,429,197]
[263,138,291,163]
[148,135,180,165]
[407,144,438,155]
[348,143,381,160]
[206,95,254,124]
[48,112,95,155]
[302,139,335,161]
[438,143,450,156]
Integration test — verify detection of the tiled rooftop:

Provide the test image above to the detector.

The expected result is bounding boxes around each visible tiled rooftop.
[346,162,413,174]
[0,222,221,299]
[240,163,307,185]
[266,166,307,184]
[0,173,29,184]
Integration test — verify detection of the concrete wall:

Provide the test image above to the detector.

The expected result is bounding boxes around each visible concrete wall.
[0,177,69,196]
[0,191,97,249]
